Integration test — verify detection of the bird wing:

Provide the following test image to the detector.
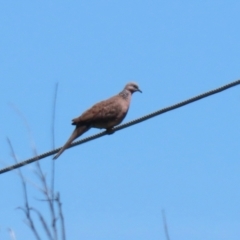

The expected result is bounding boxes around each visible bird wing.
[72,96,123,126]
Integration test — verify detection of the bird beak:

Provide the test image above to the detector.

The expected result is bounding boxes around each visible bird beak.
[137,89,142,93]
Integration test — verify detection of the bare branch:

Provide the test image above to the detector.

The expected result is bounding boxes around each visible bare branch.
[8,103,38,157]
[50,82,59,239]
[51,83,59,213]
[56,193,66,240]
[7,138,41,240]
[34,161,58,240]
[9,103,59,240]
[52,82,58,151]
[7,92,65,240]
[162,209,171,240]
[32,208,54,240]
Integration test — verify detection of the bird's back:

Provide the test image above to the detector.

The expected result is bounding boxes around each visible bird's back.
[72,94,131,129]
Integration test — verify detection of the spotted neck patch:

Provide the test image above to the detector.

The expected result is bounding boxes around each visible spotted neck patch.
[119,90,129,99]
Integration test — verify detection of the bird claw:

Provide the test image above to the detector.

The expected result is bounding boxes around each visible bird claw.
[106,128,115,135]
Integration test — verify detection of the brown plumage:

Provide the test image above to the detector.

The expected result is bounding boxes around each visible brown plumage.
[53,82,142,160]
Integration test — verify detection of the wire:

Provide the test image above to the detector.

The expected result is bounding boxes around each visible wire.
[1,79,240,175]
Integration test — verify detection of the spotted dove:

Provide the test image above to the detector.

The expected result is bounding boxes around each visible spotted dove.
[53,82,142,159]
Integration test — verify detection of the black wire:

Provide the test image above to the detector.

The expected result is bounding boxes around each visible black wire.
[1,79,240,175]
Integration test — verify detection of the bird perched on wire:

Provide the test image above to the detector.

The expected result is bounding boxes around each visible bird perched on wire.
[53,82,142,160]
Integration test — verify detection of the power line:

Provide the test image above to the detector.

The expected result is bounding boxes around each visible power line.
[1,79,240,175]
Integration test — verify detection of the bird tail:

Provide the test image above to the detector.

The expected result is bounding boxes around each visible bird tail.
[53,125,90,160]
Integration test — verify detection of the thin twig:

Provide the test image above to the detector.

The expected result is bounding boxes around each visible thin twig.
[51,83,58,199]
[34,161,58,240]
[8,103,38,157]
[56,193,66,240]
[7,138,41,240]
[162,209,170,240]
[10,103,59,239]
[52,83,58,153]
[32,208,54,240]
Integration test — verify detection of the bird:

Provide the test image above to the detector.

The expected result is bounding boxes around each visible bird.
[53,82,142,159]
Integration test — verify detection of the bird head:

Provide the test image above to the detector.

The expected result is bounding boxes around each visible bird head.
[125,82,142,94]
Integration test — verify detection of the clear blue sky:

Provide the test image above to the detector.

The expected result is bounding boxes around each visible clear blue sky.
[0,1,240,239]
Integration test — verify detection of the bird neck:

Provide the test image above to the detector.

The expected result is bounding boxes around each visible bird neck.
[119,89,131,100]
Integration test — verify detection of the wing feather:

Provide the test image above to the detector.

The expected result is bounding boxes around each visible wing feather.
[72,96,121,126]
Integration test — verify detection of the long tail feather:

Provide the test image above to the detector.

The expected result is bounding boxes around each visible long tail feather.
[53,125,90,160]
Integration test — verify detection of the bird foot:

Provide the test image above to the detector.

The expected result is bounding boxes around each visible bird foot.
[106,128,115,135]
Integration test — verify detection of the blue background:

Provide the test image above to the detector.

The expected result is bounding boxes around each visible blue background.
[0,1,240,239]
